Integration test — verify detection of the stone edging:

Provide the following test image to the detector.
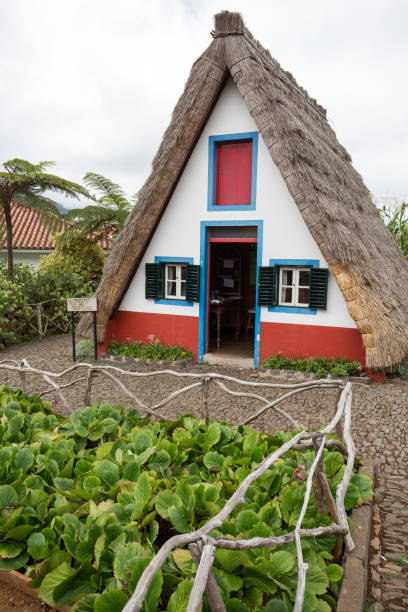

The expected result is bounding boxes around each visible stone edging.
[256,367,371,384]
[337,461,375,612]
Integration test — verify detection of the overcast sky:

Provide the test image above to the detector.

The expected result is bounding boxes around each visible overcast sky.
[1,0,407,208]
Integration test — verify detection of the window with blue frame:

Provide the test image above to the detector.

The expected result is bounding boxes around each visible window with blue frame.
[258,259,329,314]
[145,256,200,306]
[208,132,258,211]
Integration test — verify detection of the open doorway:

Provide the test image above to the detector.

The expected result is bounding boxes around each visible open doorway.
[206,238,257,361]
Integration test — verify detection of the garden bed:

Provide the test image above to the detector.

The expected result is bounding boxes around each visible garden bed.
[0,384,373,611]
[0,463,375,612]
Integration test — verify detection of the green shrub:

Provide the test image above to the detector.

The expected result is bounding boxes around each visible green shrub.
[23,266,92,333]
[109,339,193,361]
[39,230,105,283]
[0,261,92,348]
[0,385,372,610]
[0,260,35,285]
[262,353,361,378]
[0,278,32,348]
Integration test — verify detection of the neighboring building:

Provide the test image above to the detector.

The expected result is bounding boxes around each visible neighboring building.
[1,203,111,268]
[80,11,408,372]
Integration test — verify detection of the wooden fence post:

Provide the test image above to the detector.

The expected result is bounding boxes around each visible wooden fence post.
[313,437,343,561]
[188,542,226,612]
[84,368,94,406]
[18,360,26,392]
[36,303,43,338]
[201,377,210,425]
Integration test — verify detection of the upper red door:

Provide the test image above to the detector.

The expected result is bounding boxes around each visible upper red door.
[215,140,252,206]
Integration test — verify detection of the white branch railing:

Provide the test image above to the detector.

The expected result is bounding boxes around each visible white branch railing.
[0,359,355,611]
[0,359,341,428]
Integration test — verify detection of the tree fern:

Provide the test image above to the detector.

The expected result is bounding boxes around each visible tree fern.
[64,172,135,240]
[0,158,91,281]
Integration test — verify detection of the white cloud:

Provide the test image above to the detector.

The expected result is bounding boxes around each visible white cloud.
[1,0,407,206]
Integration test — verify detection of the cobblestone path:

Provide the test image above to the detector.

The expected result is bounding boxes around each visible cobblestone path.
[0,335,407,610]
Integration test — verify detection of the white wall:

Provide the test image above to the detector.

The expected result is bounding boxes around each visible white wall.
[0,250,49,269]
[120,78,355,329]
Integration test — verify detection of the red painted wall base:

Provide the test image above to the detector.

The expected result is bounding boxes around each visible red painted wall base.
[259,321,366,365]
[98,310,199,360]
[98,312,366,370]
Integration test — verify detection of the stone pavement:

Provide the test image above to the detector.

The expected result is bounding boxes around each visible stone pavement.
[0,335,407,610]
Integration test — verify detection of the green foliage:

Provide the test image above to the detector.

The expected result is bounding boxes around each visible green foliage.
[64,172,135,240]
[262,353,361,379]
[378,200,408,257]
[39,230,105,283]
[109,339,193,361]
[0,261,92,348]
[0,385,373,610]
[0,158,90,281]
[0,276,30,348]
[389,364,406,377]
[75,340,96,359]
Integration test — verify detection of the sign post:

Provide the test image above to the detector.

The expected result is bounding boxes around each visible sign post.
[67,297,98,362]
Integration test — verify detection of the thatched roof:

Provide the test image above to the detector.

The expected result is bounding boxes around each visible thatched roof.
[79,10,408,370]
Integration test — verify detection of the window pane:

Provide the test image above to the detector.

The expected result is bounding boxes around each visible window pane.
[180,281,186,297]
[298,287,310,304]
[298,270,310,287]
[281,287,292,304]
[281,269,293,286]
[167,265,177,281]
[180,265,187,281]
[167,281,177,296]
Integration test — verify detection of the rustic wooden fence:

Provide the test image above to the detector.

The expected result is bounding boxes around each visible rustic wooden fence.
[0,359,354,612]
[12,298,74,339]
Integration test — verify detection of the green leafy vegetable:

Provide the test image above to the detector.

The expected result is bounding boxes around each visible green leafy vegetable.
[0,385,370,611]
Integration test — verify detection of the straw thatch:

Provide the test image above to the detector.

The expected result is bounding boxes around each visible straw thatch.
[79,10,408,370]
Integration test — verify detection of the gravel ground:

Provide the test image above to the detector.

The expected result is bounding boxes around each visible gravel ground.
[0,334,407,611]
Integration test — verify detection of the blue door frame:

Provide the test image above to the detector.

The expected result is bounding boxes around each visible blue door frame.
[198,220,263,367]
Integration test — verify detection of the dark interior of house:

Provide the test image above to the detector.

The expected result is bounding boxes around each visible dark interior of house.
[208,242,257,354]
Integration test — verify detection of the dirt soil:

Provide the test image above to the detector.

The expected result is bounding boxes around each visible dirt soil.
[0,580,51,611]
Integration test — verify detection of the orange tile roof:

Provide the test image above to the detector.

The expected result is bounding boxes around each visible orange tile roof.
[2,203,112,250]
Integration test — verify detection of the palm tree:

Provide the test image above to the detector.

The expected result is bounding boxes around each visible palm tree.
[0,158,90,281]
[64,172,135,241]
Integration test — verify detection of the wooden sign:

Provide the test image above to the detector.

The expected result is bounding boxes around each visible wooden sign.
[67,296,97,312]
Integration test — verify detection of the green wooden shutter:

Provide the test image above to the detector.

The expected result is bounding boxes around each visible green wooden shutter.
[258,266,278,306]
[186,264,200,302]
[309,268,329,309]
[145,263,164,299]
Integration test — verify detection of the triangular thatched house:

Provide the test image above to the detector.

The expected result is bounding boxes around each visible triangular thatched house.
[80,10,408,372]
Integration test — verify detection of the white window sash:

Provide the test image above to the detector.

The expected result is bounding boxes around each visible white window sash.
[278,267,310,308]
[165,264,187,300]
